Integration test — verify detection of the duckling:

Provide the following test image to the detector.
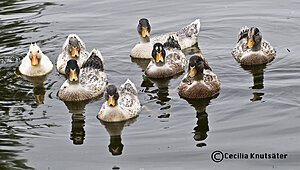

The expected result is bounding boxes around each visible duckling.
[130,18,200,59]
[58,49,107,101]
[57,34,89,74]
[97,79,141,122]
[232,27,275,65]
[19,43,53,77]
[179,55,220,99]
[145,38,186,78]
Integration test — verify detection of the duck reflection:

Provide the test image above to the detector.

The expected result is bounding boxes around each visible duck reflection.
[181,43,202,56]
[20,75,47,105]
[141,75,178,109]
[241,64,266,102]
[63,101,90,145]
[183,95,218,147]
[99,118,137,156]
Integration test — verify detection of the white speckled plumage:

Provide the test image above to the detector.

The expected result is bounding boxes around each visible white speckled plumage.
[131,19,200,59]
[98,79,141,122]
[58,49,107,101]
[145,47,187,78]
[57,34,89,74]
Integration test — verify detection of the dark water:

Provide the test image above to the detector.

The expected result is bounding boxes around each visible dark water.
[0,0,300,169]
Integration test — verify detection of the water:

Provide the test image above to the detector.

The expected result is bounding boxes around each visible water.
[0,0,300,169]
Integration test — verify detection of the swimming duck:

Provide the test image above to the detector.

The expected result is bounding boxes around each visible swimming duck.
[145,38,186,78]
[97,79,141,122]
[58,49,107,101]
[57,34,89,74]
[179,55,220,99]
[232,27,275,65]
[19,43,53,77]
[130,18,200,59]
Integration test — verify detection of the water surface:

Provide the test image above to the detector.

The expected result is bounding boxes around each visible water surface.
[0,0,300,169]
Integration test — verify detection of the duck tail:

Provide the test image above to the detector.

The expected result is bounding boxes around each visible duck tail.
[81,49,104,71]
[120,79,138,95]
[177,19,201,49]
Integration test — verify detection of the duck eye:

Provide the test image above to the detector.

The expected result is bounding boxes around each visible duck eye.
[30,51,32,53]
[37,50,39,53]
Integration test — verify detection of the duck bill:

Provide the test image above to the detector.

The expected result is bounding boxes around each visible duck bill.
[141,27,150,38]
[245,37,255,49]
[71,46,79,58]
[69,68,78,82]
[31,55,39,66]
[187,66,197,78]
[107,95,116,107]
[155,52,164,63]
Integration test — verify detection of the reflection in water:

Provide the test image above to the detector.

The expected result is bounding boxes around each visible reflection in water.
[181,43,202,56]
[241,64,266,102]
[19,74,47,105]
[63,101,89,145]
[142,75,172,109]
[130,58,151,71]
[183,95,218,147]
[99,118,137,156]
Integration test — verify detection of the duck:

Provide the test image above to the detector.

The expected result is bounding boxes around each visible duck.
[130,18,200,59]
[19,43,53,77]
[145,37,187,78]
[58,49,107,101]
[97,79,141,122]
[57,34,89,74]
[178,55,220,99]
[232,26,276,65]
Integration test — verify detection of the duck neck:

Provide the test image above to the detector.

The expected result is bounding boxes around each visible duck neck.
[194,72,204,81]
[252,40,262,51]
[140,36,150,44]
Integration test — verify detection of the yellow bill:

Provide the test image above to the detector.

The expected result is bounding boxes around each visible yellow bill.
[141,27,150,38]
[71,46,79,57]
[187,66,197,78]
[31,55,39,66]
[245,37,255,49]
[108,95,115,106]
[156,52,164,63]
[69,68,78,82]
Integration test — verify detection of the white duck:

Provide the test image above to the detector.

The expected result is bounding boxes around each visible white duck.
[58,49,107,101]
[97,79,141,122]
[57,34,89,74]
[130,18,200,59]
[19,43,53,77]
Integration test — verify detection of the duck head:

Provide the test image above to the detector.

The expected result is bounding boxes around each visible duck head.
[28,43,42,66]
[65,60,80,83]
[187,55,205,81]
[137,18,151,42]
[245,27,262,51]
[152,43,166,66]
[68,36,80,58]
[105,85,119,107]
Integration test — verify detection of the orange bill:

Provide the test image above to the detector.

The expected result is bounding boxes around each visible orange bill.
[69,68,78,82]
[187,66,197,78]
[71,46,79,57]
[31,55,39,66]
[155,52,164,63]
[108,95,115,106]
[245,37,255,49]
[141,27,150,38]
